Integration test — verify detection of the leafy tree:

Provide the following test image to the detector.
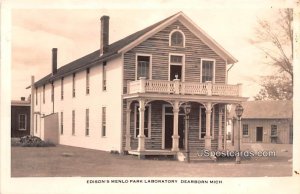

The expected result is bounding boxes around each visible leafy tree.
[251,9,293,100]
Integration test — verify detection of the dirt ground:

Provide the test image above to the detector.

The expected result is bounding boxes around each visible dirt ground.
[11,143,293,177]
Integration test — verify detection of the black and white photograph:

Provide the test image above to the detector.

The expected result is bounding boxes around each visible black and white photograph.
[1,0,299,194]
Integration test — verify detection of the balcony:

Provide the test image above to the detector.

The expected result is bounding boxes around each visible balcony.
[127,77,242,97]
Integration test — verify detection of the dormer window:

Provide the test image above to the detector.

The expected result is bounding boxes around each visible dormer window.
[170,30,185,47]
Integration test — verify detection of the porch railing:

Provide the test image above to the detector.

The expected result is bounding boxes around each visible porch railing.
[127,77,242,97]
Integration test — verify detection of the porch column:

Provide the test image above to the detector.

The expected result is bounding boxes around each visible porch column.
[205,102,212,150]
[137,99,146,151]
[125,101,131,151]
[218,108,223,150]
[172,100,180,151]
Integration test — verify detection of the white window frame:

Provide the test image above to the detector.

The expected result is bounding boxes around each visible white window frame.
[168,53,185,81]
[200,58,216,83]
[134,103,151,139]
[199,106,215,139]
[169,29,185,47]
[18,114,26,131]
[135,53,152,80]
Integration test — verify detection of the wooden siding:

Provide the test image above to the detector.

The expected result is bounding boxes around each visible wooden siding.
[239,119,292,144]
[122,101,224,151]
[123,20,226,92]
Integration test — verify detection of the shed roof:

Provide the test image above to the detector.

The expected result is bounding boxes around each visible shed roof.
[229,100,293,119]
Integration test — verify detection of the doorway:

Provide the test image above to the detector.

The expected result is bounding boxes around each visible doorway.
[256,127,263,142]
[170,65,182,81]
[164,106,185,149]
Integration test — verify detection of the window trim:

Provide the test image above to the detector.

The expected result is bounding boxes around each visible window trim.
[72,110,75,135]
[85,109,89,136]
[60,112,63,135]
[242,124,249,136]
[86,68,90,95]
[135,53,152,80]
[271,124,278,136]
[168,53,185,81]
[61,77,64,100]
[18,114,26,131]
[169,29,185,47]
[72,73,76,98]
[102,106,106,137]
[200,58,216,83]
[134,103,151,139]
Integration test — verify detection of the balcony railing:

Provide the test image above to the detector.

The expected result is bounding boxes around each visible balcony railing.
[127,77,242,97]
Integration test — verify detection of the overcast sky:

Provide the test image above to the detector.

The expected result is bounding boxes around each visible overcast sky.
[8,0,295,100]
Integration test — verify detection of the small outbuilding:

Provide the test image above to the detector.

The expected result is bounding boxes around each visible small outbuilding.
[11,97,31,138]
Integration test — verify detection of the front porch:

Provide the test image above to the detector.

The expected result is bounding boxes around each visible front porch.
[123,79,247,160]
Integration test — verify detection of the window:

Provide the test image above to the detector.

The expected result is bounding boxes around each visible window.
[61,77,64,100]
[51,83,54,102]
[43,85,45,104]
[86,68,90,95]
[199,106,214,139]
[35,87,38,105]
[60,112,63,135]
[35,114,37,133]
[169,54,184,81]
[86,109,89,136]
[201,59,215,83]
[134,104,151,138]
[170,30,184,47]
[271,125,277,136]
[243,124,249,136]
[72,73,76,97]
[103,62,107,91]
[136,55,151,79]
[72,110,75,135]
[102,107,106,137]
[18,114,26,130]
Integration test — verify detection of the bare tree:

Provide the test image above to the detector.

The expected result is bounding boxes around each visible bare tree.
[251,9,293,100]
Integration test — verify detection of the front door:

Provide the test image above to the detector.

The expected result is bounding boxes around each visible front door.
[256,127,263,142]
[164,106,185,149]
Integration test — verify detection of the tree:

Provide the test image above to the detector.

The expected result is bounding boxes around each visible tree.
[251,9,293,100]
[254,75,293,100]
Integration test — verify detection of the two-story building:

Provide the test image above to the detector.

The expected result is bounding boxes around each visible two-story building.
[30,12,247,160]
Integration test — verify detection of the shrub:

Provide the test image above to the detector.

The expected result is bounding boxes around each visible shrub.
[12,135,56,147]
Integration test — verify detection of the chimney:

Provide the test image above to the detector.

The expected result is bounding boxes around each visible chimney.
[100,16,109,56]
[21,97,25,101]
[52,48,57,75]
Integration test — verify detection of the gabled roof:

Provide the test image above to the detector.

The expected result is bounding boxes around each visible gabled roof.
[34,11,237,87]
[229,100,293,119]
[11,100,31,106]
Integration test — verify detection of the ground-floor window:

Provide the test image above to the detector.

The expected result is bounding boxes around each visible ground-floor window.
[18,114,26,131]
[134,104,151,138]
[242,124,249,136]
[102,107,106,137]
[72,110,75,135]
[85,109,89,136]
[271,125,277,136]
[61,112,63,135]
[199,106,214,139]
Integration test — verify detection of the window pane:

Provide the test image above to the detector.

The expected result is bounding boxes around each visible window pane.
[137,56,150,79]
[202,60,213,82]
[271,125,277,136]
[243,124,248,136]
[171,31,183,46]
[170,55,182,63]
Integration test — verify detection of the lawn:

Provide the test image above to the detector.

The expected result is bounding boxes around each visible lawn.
[11,143,293,177]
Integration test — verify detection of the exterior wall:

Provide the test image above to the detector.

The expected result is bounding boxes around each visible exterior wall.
[11,105,30,137]
[44,113,59,144]
[125,101,224,151]
[240,119,292,144]
[34,56,123,152]
[123,20,227,90]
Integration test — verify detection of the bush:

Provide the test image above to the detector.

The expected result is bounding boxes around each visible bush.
[12,135,56,147]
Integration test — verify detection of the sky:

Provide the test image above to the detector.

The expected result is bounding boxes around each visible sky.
[7,0,296,100]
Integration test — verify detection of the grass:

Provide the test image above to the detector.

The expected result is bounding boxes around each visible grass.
[11,143,293,177]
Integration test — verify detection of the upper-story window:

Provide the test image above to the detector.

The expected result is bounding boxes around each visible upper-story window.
[201,59,215,83]
[43,85,45,104]
[51,83,54,102]
[72,73,76,97]
[103,62,107,91]
[136,54,151,80]
[86,68,90,95]
[61,77,64,100]
[169,30,185,47]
